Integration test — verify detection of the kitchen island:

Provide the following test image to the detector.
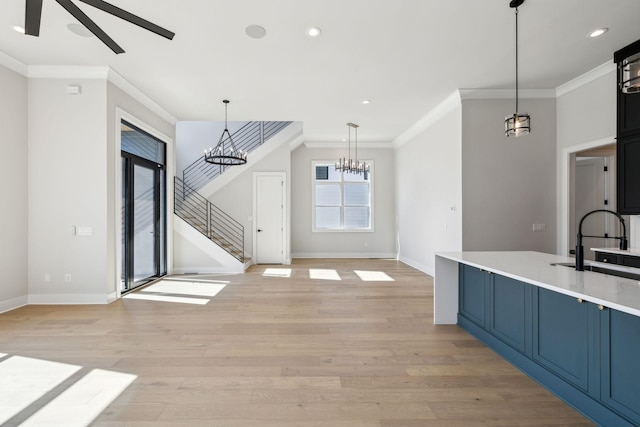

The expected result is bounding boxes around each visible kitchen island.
[434,251,640,427]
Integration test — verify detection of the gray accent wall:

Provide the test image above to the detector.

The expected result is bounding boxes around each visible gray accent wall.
[0,65,28,312]
[461,98,557,253]
[291,144,396,258]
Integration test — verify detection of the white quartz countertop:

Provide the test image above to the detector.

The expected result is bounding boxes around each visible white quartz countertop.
[590,247,640,257]
[435,251,640,318]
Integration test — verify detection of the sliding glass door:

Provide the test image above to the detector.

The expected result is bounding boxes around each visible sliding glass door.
[121,121,166,292]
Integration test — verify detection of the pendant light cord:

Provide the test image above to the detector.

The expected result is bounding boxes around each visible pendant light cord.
[515,7,519,113]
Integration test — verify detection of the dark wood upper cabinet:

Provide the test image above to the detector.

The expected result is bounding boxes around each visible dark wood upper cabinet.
[616,39,640,214]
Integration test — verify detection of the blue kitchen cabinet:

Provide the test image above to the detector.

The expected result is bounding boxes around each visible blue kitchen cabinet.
[488,274,530,354]
[459,264,487,327]
[600,307,640,423]
[532,287,591,392]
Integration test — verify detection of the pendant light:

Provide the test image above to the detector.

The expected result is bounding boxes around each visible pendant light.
[619,52,640,94]
[204,100,248,166]
[505,0,531,137]
[336,123,369,176]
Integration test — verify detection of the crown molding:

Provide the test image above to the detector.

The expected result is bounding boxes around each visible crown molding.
[392,90,461,149]
[27,65,109,79]
[107,68,177,125]
[459,88,556,99]
[555,61,615,97]
[0,51,28,76]
[304,141,393,149]
[0,51,177,125]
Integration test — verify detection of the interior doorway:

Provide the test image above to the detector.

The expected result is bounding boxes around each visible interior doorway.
[121,121,167,292]
[253,172,286,264]
[569,142,626,260]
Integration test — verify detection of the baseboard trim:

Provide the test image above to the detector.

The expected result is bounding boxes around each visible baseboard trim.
[291,252,397,259]
[0,296,28,314]
[28,294,111,305]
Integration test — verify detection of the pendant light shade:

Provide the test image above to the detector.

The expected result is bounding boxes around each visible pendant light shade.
[505,0,530,137]
[619,51,640,94]
[204,100,247,166]
[505,113,531,137]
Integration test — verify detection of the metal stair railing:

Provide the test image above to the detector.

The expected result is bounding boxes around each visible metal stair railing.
[174,176,244,262]
[182,121,291,191]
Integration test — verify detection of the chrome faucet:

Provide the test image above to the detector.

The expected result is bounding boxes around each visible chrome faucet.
[576,209,628,271]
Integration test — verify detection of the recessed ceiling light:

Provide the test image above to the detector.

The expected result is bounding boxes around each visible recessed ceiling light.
[245,25,267,39]
[305,27,322,38]
[67,23,93,38]
[12,25,25,34]
[588,28,608,38]
[361,99,371,105]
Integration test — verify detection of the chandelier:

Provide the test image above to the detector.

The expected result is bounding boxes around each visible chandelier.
[335,123,369,176]
[204,100,248,166]
[505,0,531,137]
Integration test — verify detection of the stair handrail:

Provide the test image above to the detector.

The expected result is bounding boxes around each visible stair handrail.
[174,176,244,263]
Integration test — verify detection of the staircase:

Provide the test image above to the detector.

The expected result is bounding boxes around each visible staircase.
[174,120,295,272]
[174,177,244,263]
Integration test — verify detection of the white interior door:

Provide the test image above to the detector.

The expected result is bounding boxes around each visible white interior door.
[254,173,286,264]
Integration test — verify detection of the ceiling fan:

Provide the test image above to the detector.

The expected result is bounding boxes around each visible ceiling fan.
[24,0,175,54]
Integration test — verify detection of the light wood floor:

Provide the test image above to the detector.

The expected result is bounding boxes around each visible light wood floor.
[0,259,593,426]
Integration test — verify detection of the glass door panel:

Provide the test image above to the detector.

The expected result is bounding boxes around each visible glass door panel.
[133,164,156,282]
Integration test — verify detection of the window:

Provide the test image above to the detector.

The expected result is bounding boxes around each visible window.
[312,161,373,231]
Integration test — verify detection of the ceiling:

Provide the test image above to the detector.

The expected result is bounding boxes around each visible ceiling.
[1,0,640,143]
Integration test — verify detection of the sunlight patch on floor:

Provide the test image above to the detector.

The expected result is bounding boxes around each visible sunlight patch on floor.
[354,270,395,281]
[140,280,227,297]
[123,293,209,305]
[0,356,81,424]
[20,369,137,427]
[309,269,342,281]
[263,268,292,278]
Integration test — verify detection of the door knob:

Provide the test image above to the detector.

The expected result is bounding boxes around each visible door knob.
[257,229,263,232]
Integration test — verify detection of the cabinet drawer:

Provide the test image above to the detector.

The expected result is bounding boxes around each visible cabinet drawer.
[622,255,640,268]
[596,252,622,265]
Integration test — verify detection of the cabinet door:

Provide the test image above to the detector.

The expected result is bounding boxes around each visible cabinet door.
[459,264,486,327]
[601,308,640,423]
[617,135,640,214]
[488,275,529,354]
[533,288,590,391]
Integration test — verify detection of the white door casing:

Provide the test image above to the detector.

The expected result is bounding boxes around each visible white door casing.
[253,172,286,264]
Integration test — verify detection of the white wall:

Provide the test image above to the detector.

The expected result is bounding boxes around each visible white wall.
[0,65,28,312]
[28,78,109,303]
[462,98,557,253]
[556,67,620,254]
[290,144,396,258]
[395,104,462,275]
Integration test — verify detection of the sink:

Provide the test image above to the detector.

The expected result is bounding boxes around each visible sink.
[550,262,640,281]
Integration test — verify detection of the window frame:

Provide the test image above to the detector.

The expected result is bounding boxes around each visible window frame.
[311,160,374,233]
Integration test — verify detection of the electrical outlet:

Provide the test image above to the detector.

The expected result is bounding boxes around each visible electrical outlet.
[64,274,72,283]
[533,223,546,232]
[44,274,50,283]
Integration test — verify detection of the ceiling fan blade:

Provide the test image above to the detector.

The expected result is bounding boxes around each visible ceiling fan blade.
[55,0,125,54]
[25,0,43,36]
[77,0,175,40]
